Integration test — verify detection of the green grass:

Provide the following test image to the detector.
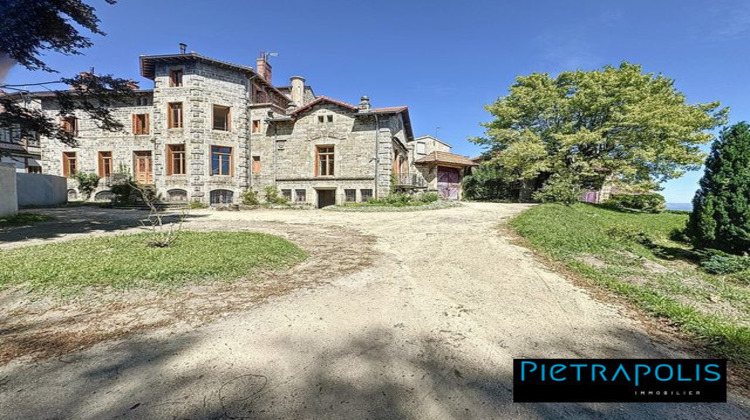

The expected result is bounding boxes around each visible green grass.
[0,213,53,227]
[510,203,750,366]
[0,231,307,295]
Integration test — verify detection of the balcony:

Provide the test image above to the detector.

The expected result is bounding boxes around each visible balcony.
[394,172,426,188]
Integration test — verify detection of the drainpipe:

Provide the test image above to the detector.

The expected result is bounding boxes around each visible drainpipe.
[246,74,257,191]
[374,113,379,198]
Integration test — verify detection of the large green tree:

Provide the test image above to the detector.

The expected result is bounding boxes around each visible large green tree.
[473,63,728,191]
[0,0,133,151]
[687,122,750,254]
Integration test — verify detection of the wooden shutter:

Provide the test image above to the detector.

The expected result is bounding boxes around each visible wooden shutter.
[145,114,150,134]
[166,145,172,175]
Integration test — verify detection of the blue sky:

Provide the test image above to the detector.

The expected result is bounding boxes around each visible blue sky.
[7,0,750,202]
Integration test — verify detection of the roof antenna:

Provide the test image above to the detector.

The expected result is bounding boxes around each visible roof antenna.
[179,43,187,54]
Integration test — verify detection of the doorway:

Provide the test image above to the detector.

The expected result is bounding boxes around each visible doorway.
[316,189,336,208]
[133,151,153,184]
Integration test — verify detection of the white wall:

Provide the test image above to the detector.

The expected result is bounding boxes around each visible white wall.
[0,163,18,217]
[16,173,67,207]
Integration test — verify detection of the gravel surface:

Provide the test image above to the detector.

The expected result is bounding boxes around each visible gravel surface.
[0,203,748,419]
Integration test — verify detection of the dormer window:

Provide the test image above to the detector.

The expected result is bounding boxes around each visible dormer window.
[169,69,183,87]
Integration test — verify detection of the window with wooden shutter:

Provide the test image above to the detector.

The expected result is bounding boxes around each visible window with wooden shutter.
[169,69,183,87]
[166,144,186,175]
[168,103,183,128]
[61,117,77,136]
[252,156,261,174]
[98,151,112,178]
[62,152,77,178]
[315,145,334,176]
[133,114,149,135]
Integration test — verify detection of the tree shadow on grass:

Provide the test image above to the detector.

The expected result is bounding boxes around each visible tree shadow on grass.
[0,207,207,246]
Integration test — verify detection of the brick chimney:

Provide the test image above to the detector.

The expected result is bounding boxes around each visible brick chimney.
[256,54,272,84]
[290,76,305,107]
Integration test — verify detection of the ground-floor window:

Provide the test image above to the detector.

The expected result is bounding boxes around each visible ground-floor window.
[295,189,306,202]
[281,189,292,201]
[360,189,373,202]
[344,189,356,202]
[210,189,234,205]
[167,189,188,202]
[27,166,42,174]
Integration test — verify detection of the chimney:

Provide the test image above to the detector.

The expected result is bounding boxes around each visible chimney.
[179,43,187,54]
[358,95,371,111]
[256,52,272,84]
[290,76,305,107]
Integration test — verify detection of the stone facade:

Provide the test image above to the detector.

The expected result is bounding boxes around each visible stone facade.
[3,51,432,207]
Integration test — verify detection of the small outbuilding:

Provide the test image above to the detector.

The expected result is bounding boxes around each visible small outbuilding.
[414,151,478,200]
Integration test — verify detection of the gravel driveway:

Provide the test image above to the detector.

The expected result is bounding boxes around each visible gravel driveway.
[1,202,748,419]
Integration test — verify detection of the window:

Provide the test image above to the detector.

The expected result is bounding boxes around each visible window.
[133,113,150,135]
[211,146,232,175]
[281,189,292,201]
[169,69,183,87]
[167,189,188,202]
[318,116,324,123]
[168,103,183,128]
[344,189,356,202]
[416,142,426,155]
[62,152,77,178]
[213,105,230,131]
[252,156,261,174]
[98,151,113,179]
[295,189,306,202]
[166,144,186,175]
[210,189,234,205]
[27,166,42,174]
[252,120,261,133]
[136,97,150,106]
[315,146,334,176]
[360,189,373,202]
[327,115,334,123]
[61,116,77,136]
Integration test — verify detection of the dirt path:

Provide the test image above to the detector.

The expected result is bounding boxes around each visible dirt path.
[1,203,748,419]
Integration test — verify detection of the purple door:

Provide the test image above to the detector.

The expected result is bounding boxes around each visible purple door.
[437,166,460,200]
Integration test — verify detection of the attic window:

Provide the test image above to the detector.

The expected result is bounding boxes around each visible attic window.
[169,69,183,87]
[318,116,324,123]
[327,115,333,123]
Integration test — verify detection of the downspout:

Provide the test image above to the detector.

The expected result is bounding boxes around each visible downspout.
[246,75,257,192]
[374,113,379,198]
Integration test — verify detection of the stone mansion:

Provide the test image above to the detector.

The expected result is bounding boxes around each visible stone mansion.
[0,49,476,207]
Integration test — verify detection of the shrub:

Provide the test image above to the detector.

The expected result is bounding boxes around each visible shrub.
[532,174,582,205]
[463,162,515,200]
[75,172,100,200]
[240,190,260,205]
[700,250,750,275]
[189,200,208,209]
[606,193,666,213]
[110,177,158,205]
[687,122,750,254]
[416,192,439,203]
[605,224,653,246]
[263,186,289,205]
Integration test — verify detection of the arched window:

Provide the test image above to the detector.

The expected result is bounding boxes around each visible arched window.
[167,189,188,202]
[210,189,234,205]
[67,189,78,201]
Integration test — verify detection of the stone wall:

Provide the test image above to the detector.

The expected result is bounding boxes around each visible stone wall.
[0,163,18,217]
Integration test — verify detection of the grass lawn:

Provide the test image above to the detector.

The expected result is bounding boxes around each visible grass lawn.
[0,231,307,295]
[510,203,750,366]
[0,213,53,227]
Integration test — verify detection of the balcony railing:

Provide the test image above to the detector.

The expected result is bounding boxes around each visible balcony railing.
[394,172,426,188]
